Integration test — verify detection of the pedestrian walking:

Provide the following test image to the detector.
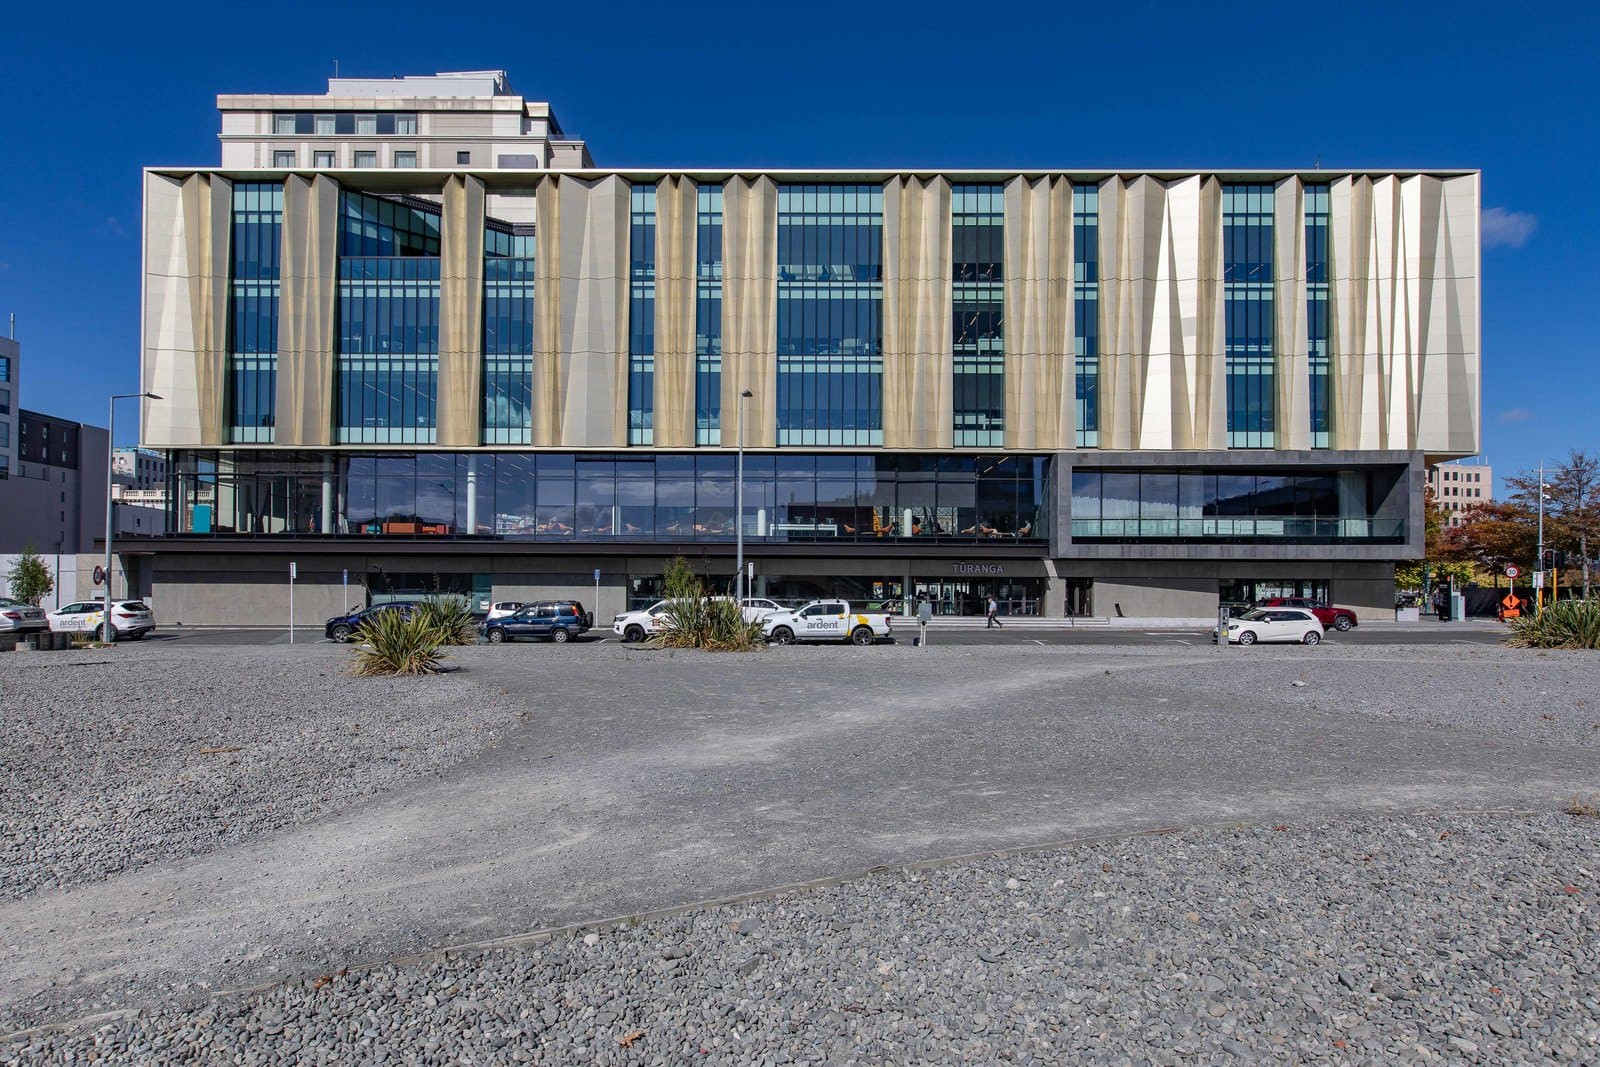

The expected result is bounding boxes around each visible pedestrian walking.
[916,593,933,648]
[1433,585,1450,622]
[986,594,1003,629]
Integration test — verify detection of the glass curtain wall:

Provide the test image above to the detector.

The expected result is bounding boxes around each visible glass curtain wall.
[695,185,724,444]
[1069,468,1405,542]
[1074,184,1100,447]
[482,224,535,444]
[227,182,282,443]
[951,184,1004,446]
[776,185,884,445]
[1223,184,1275,448]
[336,192,441,444]
[1305,185,1331,448]
[628,185,656,444]
[162,450,1049,545]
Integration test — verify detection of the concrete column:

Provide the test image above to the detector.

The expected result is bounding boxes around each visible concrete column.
[466,455,479,535]
[320,457,335,535]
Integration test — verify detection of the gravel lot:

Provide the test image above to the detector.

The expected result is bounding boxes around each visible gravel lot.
[3,639,1598,1059]
[0,645,521,899]
[9,811,1597,1064]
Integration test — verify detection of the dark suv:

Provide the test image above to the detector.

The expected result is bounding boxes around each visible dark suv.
[324,601,417,642]
[481,600,593,644]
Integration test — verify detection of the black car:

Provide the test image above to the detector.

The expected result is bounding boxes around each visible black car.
[480,600,592,644]
[324,601,417,642]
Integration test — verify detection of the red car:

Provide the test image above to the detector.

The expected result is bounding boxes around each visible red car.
[1257,597,1358,632]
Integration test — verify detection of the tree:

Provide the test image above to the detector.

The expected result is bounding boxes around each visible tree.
[1504,450,1600,597]
[7,547,54,606]
[1444,500,1539,584]
[1397,487,1474,593]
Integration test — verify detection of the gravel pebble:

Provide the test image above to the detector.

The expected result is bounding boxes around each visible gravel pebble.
[0,646,522,899]
[9,811,1597,1064]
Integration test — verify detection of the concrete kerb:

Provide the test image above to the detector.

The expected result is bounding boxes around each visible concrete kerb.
[3,805,1555,1042]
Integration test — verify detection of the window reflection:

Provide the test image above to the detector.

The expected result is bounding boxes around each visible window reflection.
[161,450,1051,544]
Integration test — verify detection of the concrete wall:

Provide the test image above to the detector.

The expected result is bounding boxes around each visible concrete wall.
[1091,577,1218,621]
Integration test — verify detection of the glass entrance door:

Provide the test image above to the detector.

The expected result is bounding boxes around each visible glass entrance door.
[912,578,1043,616]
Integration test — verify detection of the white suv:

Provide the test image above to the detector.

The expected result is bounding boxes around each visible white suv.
[612,597,738,642]
[48,599,156,640]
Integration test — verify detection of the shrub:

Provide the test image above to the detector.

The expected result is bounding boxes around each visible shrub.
[655,556,764,652]
[350,608,444,676]
[1507,598,1600,650]
[415,595,478,646]
[7,547,53,606]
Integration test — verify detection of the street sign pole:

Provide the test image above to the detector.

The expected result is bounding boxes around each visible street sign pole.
[289,561,297,644]
[594,567,600,615]
[342,568,349,615]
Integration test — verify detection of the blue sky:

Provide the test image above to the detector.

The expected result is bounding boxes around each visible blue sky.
[2,0,1593,493]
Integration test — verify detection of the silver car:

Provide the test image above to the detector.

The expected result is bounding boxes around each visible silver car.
[0,597,49,634]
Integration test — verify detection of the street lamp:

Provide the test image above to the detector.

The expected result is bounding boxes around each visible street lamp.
[735,388,753,607]
[104,391,160,643]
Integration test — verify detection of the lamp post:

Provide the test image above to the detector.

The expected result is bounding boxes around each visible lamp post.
[105,391,160,643]
[735,388,753,607]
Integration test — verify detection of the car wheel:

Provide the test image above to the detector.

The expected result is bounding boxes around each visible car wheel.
[552,627,570,643]
[1333,615,1353,632]
[128,632,145,641]
[1237,630,1257,645]
[1303,630,1321,645]
[770,626,795,645]
[331,624,352,643]
[624,624,645,643]
[850,626,874,646]
[486,629,506,644]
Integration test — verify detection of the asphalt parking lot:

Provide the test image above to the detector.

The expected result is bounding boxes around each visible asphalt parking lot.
[147,619,1509,648]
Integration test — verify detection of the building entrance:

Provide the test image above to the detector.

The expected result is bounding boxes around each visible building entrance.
[912,577,1044,616]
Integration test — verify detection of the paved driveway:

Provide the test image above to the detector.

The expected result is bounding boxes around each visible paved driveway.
[4,642,1596,1032]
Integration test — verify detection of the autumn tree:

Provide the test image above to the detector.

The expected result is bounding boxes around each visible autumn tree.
[1504,450,1600,597]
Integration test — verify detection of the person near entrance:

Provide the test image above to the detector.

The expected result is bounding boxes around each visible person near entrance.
[1432,585,1450,623]
[986,594,1003,629]
[916,594,933,648]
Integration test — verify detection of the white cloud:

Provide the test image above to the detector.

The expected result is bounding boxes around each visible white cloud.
[1497,408,1534,424]
[1482,207,1536,249]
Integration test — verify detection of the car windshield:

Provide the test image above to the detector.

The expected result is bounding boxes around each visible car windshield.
[1238,609,1271,621]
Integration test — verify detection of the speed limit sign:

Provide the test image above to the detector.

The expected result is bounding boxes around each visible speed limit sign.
[1504,564,1521,578]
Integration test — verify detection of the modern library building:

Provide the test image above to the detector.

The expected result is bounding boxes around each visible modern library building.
[133,85,1478,623]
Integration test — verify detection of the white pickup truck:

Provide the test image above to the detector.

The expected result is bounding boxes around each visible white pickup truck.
[762,600,893,646]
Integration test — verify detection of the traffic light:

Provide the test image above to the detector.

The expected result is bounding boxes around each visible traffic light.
[1541,549,1567,569]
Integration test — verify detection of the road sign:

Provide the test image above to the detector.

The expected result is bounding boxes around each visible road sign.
[1533,570,1544,587]
[594,568,601,582]
[1504,564,1521,578]
[92,565,105,585]
[290,561,298,580]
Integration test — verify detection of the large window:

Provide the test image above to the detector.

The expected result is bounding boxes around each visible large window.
[776,185,884,445]
[227,182,282,443]
[336,192,441,444]
[1224,184,1275,448]
[273,112,417,136]
[628,185,656,444]
[952,184,1004,446]
[1306,184,1331,448]
[696,185,724,444]
[161,450,1050,545]
[483,224,535,444]
[1070,467,1405,542]
[1074,184,1100,447]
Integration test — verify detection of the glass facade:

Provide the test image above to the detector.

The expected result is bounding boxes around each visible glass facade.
[695,185,724,444]
[951,184,1004,446]
[1224,184,1275,448]
[227,182,282,443]
[628,185,656,444]
[1305,184,1331,448]
[336,192,441,444]
[483,224,535,444]
[776,185,884,445]
[1074,184,1100,447]
[1069,468,1405,542]
[162,450,1050,544]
